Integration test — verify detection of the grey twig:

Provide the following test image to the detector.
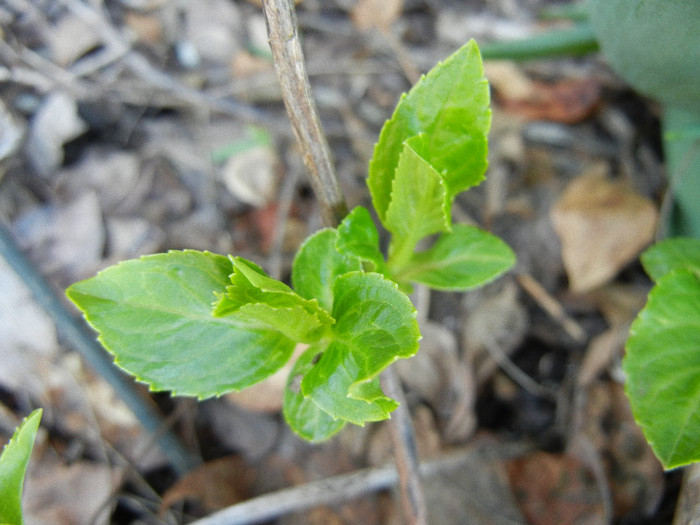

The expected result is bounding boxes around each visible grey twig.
[190,444,523,525]
[381,366,428,525]
[261,0,348,227]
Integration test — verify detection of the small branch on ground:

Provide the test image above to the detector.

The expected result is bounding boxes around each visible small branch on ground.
[261,0,348,227]
[381,366,428,525]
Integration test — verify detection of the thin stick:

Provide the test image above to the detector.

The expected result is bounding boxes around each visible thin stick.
[381,367,428,525]
[189,444,526,525]
[516,273,586,342]
[260,3,424,522]
[261,0,348,227]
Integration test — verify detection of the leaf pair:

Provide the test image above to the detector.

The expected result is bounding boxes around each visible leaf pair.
[367,40,514,290]
[624,238,700,469]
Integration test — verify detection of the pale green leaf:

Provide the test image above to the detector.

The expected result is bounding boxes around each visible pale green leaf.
[67,251,297,398]
[336,206,386,273]
[368,39,490,223]
[283,345,346,442]
[301,272,420,425]
[214,257,334,343]
[385,139,450,266]
[397,225,515,290]
[0,409,42,525]
[624,270,700,469]
[641,237,700,282]
[292,229,362,311]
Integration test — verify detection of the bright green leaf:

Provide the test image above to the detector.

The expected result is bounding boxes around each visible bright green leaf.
[641,237,700,282]
[301,272,420,425]
[214,257,334,343]
[292,229,362,311]
[624,270,700,469]
[385,139,451,267]
[0,409,42,525]
[283,345,346,442]
[67,251,297,398]
[368,39,490,224]
[336,206,386,273]
[397,225,515,290]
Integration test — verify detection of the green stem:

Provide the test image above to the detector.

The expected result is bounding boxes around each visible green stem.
[480,24,598,61]
[661,106,700,239]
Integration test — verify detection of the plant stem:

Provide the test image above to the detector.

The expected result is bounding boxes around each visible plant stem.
[261,2,427,521]
[261,0,348,227]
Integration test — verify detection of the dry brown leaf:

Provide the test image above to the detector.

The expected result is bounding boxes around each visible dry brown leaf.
[352,0,403,32]
[490,70,602,124]
[25,456,115,525]
[124,11,165,45]
[507,451,605,524]
[161,456,255,512]
[551,170,657,293]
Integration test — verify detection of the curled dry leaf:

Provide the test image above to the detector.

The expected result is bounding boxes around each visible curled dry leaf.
[551,169,657,293]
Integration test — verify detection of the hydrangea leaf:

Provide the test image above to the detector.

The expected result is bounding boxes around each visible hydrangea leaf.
[214,257,334,343]
[385,139,451,267]
[640,237,700,282]
[301,272,420,425]
[624,269,700,469]
[0,409,42,525]
[283,344,346,442]
[292,229,362,311]
[67,251,296,399]
[368,39,490,224]
[397,225,515,290]
[336,206,386,273]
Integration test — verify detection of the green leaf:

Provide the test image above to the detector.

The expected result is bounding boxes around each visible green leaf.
[67,251,297,399]
[292,229,362,311]
[283,345,346,442]
[397,225,516,290]
[0,409,42,525]
[624,270,700,469]
[336,206,386,273]
[368,39,490,224]
[641,237,700,282]
[301,272,420,425]
[214,257,334,343]
[385,139,451,266]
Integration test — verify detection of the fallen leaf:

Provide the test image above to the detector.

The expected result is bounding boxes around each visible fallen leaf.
[352,0,403,32]
[488,63,602,124]
[551,169,657,293]
[507,451,605,524]
[48,15,101,66]
[161,456,255,512]
[24,92,87,177]
[12,192,105,287]
[25,454,115,525]
[222,144,279,207]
